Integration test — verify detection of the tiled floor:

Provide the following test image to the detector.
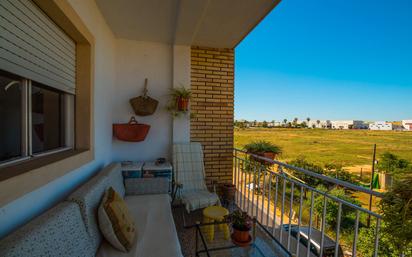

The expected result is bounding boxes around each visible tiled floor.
[172,205,201,257]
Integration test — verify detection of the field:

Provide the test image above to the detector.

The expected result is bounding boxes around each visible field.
[234,128,412,168]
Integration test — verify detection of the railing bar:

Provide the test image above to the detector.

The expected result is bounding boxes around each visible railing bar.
[373,218,380,257]
[260,169,267,224]
[251,162,256,217]
[352,210,360,257]
[334,202,342,257]
[287,182,294,251]
[296,186,304,256]
[234,150,383,197]
[242,160,247,210]
[272,175,279,236]
[319,195,327,257]
[266,172,272,228]
[235,155,239,206]
[233,151,237,188]
[236,158,241,207]
[234,156,382,218]
[255,165,261,221]
[279,176,286,240]
[306,191,315,257]
[248,165,253,215]
[238,159,243,209]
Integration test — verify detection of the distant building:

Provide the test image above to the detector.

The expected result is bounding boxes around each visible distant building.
[331,120,366,129]
[308,120,331,129]
[369,121,393,131]
[402,120,412,131]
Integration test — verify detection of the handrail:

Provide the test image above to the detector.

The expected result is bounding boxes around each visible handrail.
[234,148,383,198]
[232,148,383,256]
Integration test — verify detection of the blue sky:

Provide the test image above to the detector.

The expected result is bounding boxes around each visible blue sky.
[235,0,412,121]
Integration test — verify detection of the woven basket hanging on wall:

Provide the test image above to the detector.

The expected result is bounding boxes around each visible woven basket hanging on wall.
[113,116,150,142]
[129,78,158,116]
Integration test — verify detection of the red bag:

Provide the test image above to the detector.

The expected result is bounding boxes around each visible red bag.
[113,117,150,142]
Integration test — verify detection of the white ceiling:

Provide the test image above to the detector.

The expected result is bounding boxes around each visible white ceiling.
[95,0,280,48]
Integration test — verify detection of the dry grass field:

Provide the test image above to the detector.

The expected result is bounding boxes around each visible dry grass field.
[234,128,412,168]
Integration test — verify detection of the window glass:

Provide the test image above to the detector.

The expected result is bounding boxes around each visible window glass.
[0,71,22,162]
[31,82,65,154]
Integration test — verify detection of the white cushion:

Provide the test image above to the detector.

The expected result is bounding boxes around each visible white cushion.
[96,194,183,257]
[182,190,220,212]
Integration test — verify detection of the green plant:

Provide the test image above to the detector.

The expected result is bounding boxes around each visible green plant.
[166,86,192,117]
[287,157,326,187]
[377,152,410,175]
[358,174,412,257]
[243,141,282,155]
[380,173,412,256]
[170,86,192,99]
[312,185,361,231]
[225,210,252,231]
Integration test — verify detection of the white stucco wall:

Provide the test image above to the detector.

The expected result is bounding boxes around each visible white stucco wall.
[112,39,173,161]
[0,0,116,238]
[0,0,192,239]
[172,45,191,143]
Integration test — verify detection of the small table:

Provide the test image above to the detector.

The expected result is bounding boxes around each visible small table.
[202,206,230,241]
[195,218,292,257]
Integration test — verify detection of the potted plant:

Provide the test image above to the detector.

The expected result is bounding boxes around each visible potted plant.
[171,86,191,111]
[243,141,282,163]
[225,210,252,245]
[221,183,236,203]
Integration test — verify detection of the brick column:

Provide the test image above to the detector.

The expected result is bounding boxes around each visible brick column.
[190,46,234,185]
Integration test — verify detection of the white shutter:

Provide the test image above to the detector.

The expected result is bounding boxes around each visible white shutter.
[0,0,76,94]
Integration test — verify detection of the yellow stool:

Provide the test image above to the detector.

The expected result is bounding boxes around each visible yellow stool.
[202,206,230,241]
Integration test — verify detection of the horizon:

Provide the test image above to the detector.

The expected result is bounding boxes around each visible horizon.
[234,0,412,121]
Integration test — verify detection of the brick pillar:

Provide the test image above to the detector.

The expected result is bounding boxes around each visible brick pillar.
[190,46,234,185]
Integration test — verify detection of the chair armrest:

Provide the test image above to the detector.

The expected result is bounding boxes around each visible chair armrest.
[125,178,169,195]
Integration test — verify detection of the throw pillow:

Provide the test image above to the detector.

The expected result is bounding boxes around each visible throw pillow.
[98,187,136,252]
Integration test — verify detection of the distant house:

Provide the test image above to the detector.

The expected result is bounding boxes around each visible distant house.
[402,120,412,131]
[308,120,331,129]
[369,121,393,131]
[331,120,366,129]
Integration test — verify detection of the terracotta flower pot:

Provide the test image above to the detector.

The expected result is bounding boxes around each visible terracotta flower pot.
[176,97,189,111]
[222,183,236,202]
[232,227,251,243]
[249,151,277,164]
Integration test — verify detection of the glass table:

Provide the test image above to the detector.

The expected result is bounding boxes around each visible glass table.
[195,218,292,257]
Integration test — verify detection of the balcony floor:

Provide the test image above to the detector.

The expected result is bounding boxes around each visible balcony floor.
[172,205,201,257]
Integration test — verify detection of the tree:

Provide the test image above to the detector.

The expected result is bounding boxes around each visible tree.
[283,119,287,126]
[262,120,268,128]
[358,173,412,256]
[316,120,321,127]
[377,152,410,175]
[288,157,326,186]
[306,117,311,124]
[293,117,298,127]
[380,173,412,256]
[312,185,361,231]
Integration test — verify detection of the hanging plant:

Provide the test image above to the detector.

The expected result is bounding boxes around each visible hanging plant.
[167,86,192,117]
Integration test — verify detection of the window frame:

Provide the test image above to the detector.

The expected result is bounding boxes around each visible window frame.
[0,75,74,168]
[0,0,94,207]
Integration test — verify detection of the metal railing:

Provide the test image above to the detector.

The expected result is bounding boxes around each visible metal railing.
[233,148,382,257]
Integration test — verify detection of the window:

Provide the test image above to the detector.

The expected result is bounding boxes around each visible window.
[0,70,74,165]
[0,71,23,162]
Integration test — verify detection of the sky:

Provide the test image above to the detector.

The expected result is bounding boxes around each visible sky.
[235,0,412,122]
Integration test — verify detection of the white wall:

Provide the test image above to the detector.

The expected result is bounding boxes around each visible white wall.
[0,0,116,238]
[172,45,191,143]
[0,0,192,239]
[112,39,173,161]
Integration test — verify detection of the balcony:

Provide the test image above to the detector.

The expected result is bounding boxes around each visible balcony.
[173,149,383,257]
